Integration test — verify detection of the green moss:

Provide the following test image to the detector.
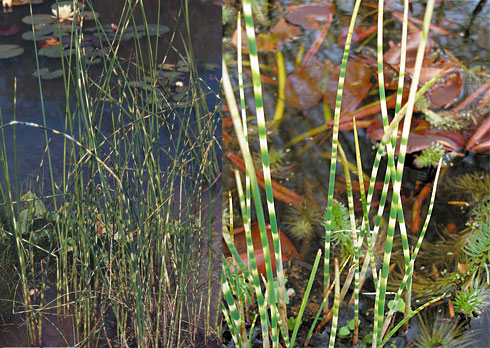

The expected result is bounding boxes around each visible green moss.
[414,142,446,168]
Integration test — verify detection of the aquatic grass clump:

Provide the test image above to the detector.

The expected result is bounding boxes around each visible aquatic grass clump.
[0,0,220,346]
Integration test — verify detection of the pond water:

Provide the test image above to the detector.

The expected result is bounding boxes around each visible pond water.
[223,0,489,346]
[0,0,221,196]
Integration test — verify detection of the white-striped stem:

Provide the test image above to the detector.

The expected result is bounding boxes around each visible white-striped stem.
[223,62,272,347]
[376,0,410,269]
[375,0,436,341]
[324,0,362,297]
[381,159,443,338]
[237,13,252,230]
[338,143,361,343]
[328,258,341,348]
[241,0,285,338]
[222,265,247,347]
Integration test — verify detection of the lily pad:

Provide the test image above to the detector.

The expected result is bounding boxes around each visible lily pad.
[176,60,190,72]
[158,70,184,79]
[22,14,54,25]
[128,80,154,91]
[135,24,169,36]
[38,45,73,58]
[81,11,98,21]
[32,67,63,80]
[22,24,71,41]
[0,44,24,59]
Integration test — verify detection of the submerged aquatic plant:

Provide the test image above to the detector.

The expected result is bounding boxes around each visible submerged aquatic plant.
[445,172,490,205]
[416,95,465,130]
[414,312,473,348]
[326,200,355,259]
[454,283,490,318]
[413,142,446,168]
[284,197,323,258]
[463,200,490,281]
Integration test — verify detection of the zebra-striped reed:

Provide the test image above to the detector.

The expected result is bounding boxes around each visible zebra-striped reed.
[223,0,444,346]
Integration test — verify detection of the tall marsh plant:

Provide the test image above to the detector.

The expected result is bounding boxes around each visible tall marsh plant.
[0,0,220,346]
[222,0,445,346]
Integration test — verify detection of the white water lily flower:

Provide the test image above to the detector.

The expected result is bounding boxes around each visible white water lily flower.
[2,0,12,13]
[51,4,75,22]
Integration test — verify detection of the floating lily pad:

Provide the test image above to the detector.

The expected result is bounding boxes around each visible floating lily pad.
[128,80,154,91]
[158,70,184,79]
[0,44,24,59]
[81,11,98,21]
[22,24,72,41]
[38,45,73,58]
[32,67,63,79]
[22,14,54,25]
[176,60,190,72]
[135,24,169,36]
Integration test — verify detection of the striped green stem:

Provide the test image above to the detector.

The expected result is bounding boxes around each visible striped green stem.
[328,258,341,348]
[223,61,272,347]
[324,0,362,298]
[381,159,443,338]
[241,0,286,337]
[374,0,436,342]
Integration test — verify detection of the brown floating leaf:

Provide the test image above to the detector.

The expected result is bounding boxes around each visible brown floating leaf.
[285,60,327,110]
[423,70,463,110]
[323,60,372,113]
[384,31,434,68]
[285,59,372,112]
[224,223,302,275]
[285,2,335,30]
[270,17,301,45]
[337,24,377,47]
[366,119,466,154]
[226,152,304,208]
[231,28,277,53]
[466,116,490,151]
